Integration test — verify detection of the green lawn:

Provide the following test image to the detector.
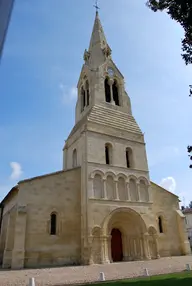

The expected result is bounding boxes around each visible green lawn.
[91,271,192,286]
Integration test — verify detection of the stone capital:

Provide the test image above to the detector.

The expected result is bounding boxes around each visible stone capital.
[108,78,114,85]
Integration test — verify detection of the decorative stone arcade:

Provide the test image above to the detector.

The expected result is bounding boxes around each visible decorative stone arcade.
[89,208,160,264]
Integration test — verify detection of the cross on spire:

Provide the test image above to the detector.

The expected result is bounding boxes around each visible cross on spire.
[94,0,100,13]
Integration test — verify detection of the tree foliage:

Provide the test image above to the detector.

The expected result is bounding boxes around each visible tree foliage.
[146,1,192,65]
[189,201,192,208]
[188,146,192,168]
[147,0,192,168]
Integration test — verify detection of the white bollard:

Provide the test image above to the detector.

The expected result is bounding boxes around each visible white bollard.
[144,268,149,276]
[186,263,191,271]
[99,272,106,281]
[29,277,35,286]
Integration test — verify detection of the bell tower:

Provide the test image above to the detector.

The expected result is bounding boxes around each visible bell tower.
[75,11,132,124]
[64,9,149,175]
[63,10,151,264]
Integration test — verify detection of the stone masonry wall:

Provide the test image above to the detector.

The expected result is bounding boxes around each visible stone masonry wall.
[151,183,188,257]
[13,168,81,269]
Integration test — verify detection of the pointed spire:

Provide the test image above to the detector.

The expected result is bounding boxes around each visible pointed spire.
[86,11,111,68]
[89,11,107,51]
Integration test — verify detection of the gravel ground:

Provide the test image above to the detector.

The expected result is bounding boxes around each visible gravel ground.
[0,256,192,286]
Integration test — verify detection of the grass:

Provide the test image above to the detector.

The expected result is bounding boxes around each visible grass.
[90,271,192,286]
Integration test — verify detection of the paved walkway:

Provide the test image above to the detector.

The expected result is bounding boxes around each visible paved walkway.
[0,256,192,286]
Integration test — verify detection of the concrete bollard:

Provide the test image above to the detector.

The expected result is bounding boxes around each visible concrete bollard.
[29,277,35,286]
[99,272,106,281]
[144,268,149,276]
[186,263,191,271]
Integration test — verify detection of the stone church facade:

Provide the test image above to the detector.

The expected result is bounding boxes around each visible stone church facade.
[0,12,190,269]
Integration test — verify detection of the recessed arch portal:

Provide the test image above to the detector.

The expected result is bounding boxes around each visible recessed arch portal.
[101,207,148,263]
[103,207,147,236]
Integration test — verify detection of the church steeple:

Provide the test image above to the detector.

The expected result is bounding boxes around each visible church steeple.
[86,11,112,68]
[64,9,146,176]
[75,10,133,124]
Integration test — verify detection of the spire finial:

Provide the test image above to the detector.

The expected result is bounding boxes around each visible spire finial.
[94,0,100,14]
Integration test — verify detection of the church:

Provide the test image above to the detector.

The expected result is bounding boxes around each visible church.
[0,11,190,269]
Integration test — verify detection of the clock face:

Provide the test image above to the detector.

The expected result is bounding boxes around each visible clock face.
[108,67,114,77]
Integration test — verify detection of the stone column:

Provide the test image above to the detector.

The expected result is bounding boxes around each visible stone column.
[103,179,107,199]
[129,237,133,260]
[133,238,137,260]
[136,238,141,260]
[87,236,93,265]
[114,179,119,200]
[137,182,141,202]
[122,234,129,261]
[108,235,112,263]
[127,238,130,260]
[139,237,143,260]
[109,79,115,104]
[11,205,27,269]
[101,236,110,264]
[142,234,151,260]
[154,235,160,259]
[126,181,130,201]
[127,237,131,261]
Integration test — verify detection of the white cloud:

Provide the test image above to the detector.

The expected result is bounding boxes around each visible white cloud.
[10,162,23,180]
[59,84,77,103]
[160,176,176,193]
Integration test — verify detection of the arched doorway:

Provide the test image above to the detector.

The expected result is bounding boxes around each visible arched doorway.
[102,207,148,263]
[111,228,123,262]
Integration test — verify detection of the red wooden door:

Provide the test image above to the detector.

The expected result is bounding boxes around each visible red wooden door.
[111,228,123,262]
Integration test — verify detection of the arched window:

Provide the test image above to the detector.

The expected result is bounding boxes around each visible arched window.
[129,178,139,201]
[105,78,111,103]
[50,213,57,235]
[126,148,133,168]
[93,174,104,199]
[158,216,163,233]
[118,177,126,201]
[105,143,112,165]
[81,86,86,112]
[86,80,90,106]
[139,180,149,202]
[112,80,119,106]
[106,175,115,200]
[72,149,77,167]
[126,149,130,168]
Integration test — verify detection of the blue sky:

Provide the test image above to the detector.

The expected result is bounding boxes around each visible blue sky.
[0,0,191,205]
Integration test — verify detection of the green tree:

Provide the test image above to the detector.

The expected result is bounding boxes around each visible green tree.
[146,0,192,167]
[189,201,192,208]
